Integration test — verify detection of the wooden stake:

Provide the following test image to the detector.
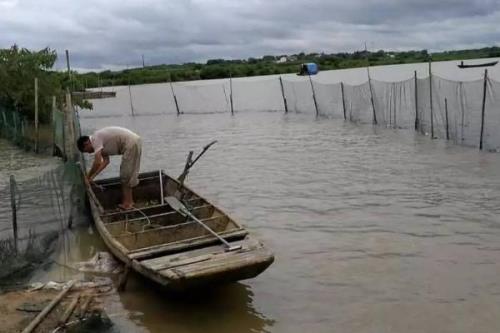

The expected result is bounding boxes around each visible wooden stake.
[117,265,130,291]
[308,74,319,116]
[341,82,346,120]
[414,71,419,130]
[59,294,80,326]
[479,69,488,150]
[365,43,377,124]
[279,76,288,113]
[9,175,17,254]
[169,73,180,115]
[445,98,449,140]
[429,58,434,138]
[34,77,39,153]
[229,72,234,115]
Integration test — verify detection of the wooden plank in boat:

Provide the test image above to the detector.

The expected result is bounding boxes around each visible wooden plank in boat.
[107,215,228,236]
[160,247,273,280]
[140,238,260,271]
[115,217,239,250]
[128,229,248,260]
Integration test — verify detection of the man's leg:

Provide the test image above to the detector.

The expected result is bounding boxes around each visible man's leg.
[121,184,134,209]
[119,139,141,210]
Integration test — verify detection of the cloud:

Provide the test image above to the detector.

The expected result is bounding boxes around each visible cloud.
[0,0,499,71]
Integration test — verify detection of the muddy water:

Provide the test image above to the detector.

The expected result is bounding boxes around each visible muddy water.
[64,110,500,333]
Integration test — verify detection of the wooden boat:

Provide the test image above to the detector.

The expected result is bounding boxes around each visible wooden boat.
[86,170,274,291]
[457,60,498,68]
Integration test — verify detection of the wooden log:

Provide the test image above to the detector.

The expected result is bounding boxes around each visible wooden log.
[117,265,130,291]
[22,280,75,333]
[34,77,39,153]
[78,296,93,318]
[10,175,18,254]
[58,294,80,326]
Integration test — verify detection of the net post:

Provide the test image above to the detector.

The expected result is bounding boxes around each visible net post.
[34,77,39,153]
[52,96,56,156]
[308,74,319,117]
[429,58,434,138]
[127,65,135,116]
[392,82,396,127]
[445,98,449,140]
[9,175,18,254]
[365,43,377,125]
[168,73,181,115]
[279,76,288,113]
[479,69,488,150]
[65,90,77,161]
[341,82,346,120]
[229,72,234,115]
[414,71,419,130]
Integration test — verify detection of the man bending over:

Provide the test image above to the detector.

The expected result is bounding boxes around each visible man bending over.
[77,126,142,210]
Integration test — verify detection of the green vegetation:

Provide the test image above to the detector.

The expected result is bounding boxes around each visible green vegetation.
[0,45,90,124]
[76,46,500,88]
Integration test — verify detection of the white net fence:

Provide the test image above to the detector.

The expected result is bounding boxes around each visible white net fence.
[87,72,500,151]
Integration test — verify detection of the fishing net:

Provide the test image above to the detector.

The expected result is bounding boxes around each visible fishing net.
[343,81,374,123]
[232,77,284,112]
[82,71,500,152]
[372,78,416,129]
[483,78,500,152]
[0,161,86,280]
[282,78,316,114]
[174,82,229,114]
[128,83,177,115]
[314,82,344,118]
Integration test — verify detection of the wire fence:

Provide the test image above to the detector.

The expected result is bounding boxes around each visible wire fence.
[89,69,500,152]
[0,94,85,282]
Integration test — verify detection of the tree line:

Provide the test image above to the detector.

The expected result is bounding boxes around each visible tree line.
[0,45,90,124]
[76,46,500,88]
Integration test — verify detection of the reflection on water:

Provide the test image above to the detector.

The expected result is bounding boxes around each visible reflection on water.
[119,278,274,333]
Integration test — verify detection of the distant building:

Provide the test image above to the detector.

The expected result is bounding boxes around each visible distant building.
[276,56,288,63]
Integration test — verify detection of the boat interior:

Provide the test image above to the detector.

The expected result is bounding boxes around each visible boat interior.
[90,171,246,254]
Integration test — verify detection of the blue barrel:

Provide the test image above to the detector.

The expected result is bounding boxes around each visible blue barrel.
[300,63,319,75]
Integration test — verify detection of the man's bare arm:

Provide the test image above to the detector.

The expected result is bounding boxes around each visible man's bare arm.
[87,150,105,180]
[93,154,110,179]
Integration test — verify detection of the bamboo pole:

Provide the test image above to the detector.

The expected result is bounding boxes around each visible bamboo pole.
[65,50,72,91]
[169,73,180,115]
[393,82,397,127]
[22,280,75,333]
[308,74,319,116]
[479,69,488,150]
[34,77,39,153]
[229,72,234,115]
[52,96,57,156]
[445,98,449,140]
[365,43,377,124]
[128,84,135,117]
[65,91,76,161]
[58,294,80,326]
[414,71,419,130]
[429,58,434,138]
[279,76,288,113]
[9,175,17,254]
[341,82,347,120]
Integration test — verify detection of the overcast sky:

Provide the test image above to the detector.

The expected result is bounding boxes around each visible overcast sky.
[1,0,499,72]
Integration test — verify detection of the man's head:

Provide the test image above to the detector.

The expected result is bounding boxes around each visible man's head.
[77,136,94,153]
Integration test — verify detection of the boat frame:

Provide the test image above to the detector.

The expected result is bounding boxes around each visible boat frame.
[86,170,274,291]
